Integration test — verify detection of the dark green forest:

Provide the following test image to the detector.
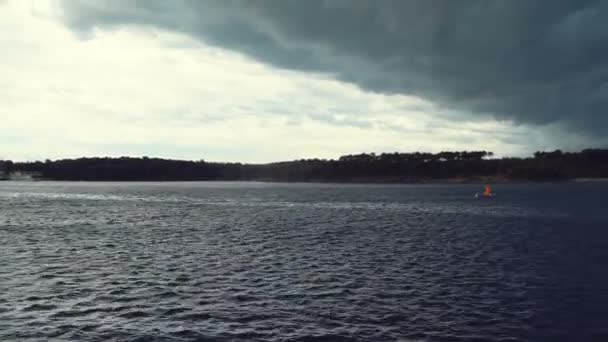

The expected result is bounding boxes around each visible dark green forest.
[1,149,608,182]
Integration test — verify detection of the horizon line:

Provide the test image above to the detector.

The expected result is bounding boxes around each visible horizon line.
[3,148,603,165]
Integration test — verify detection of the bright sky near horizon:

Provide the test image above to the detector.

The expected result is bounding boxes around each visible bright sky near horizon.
[1,0,605,162]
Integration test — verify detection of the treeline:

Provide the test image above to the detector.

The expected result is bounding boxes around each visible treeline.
[1,149,608,182]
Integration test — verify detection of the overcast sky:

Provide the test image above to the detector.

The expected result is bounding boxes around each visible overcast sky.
[1,0,606,162]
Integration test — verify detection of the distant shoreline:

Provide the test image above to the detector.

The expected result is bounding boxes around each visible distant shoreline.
[2,149,607,183]
[572,178,608,182]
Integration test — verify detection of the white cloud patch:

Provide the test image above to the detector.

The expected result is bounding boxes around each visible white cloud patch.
[0,0,588,162]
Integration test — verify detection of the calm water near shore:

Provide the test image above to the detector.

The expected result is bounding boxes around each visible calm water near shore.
[1,181,607,341]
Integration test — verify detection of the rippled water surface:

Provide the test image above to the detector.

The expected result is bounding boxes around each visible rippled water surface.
[1,181,607,341]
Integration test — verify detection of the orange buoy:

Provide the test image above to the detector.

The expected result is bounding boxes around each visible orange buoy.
[483,184,493,197]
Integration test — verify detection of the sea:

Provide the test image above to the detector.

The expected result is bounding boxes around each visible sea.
[1,181,607,342]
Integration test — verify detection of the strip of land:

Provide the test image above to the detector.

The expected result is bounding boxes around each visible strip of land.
[1,150,607,182]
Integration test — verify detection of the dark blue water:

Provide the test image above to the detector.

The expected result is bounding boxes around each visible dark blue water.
[1,181,607,341]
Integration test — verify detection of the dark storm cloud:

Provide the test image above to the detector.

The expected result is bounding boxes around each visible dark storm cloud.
[60,0,608,137]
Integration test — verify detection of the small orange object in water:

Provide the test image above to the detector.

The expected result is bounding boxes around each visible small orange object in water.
[483,184,493,197]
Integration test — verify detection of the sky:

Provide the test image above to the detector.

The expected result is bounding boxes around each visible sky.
[1,0,606,162]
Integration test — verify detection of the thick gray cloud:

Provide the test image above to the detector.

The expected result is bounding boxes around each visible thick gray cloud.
[60,0,608,137]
